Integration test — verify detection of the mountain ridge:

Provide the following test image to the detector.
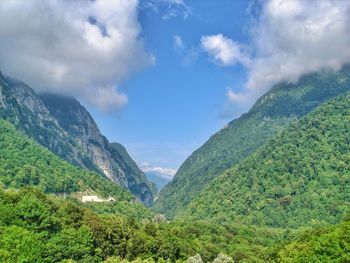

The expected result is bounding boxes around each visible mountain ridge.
[183,91,350,227]
[0,72,154,205]
[155,67,350,218]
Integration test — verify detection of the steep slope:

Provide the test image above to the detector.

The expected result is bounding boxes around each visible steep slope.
[0,72,154,204]
[0,119,130,199]
[155,67,350,218]
[0,73,79,164]
[184,92,350,228]
[145,172,170,191]
[39,94,155,205]
[110,142,158,196]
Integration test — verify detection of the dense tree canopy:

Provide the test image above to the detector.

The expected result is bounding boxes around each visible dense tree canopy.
[0,187,349,262]
[184,92,350,228]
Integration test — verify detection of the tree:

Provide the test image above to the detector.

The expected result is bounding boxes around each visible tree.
[0,225,44,263]
[213,253,234,263]
[187,254,203,263]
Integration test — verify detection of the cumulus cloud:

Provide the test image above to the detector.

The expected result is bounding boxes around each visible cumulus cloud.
[201,34,250,66]
[204,0,350,116]
[0,0,154,111]
[247,0,350,93]
[140,162,177,180]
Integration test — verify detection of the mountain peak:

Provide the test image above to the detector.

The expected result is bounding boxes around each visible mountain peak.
[0,77,155,205]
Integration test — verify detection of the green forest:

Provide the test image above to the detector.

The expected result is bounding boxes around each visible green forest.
[185,92,350,228]
[0,119,152,219]
[155,68,350,219]
[1,73,350,262]
[2,0,350,262]
[1,187,349,262]
[0,91,349,262]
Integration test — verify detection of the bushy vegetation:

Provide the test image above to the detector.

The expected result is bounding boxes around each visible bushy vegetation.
[0,187,349,262]
[0,187,268,262]
[155,67,350,219]
[185,92,350,228]
[277,215,350,262]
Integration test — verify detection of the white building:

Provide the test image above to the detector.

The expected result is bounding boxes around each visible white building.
[82,195,116,203]
[82,195,104,202]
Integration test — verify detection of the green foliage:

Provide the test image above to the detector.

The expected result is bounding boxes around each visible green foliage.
[0,118,155,219]
[212,253,234,263]
[110,143,158,196]
[155,68,350,219]
[277,216,350,262]
[1,71,350,262]
[187,254,203,263]
[0,185,349,262]
[185,92,350,228]
[45,226,95,262]
[81,201,154,221]
[0,225,44,263]
[0,119,131,199]
[0,75,155,204]
[39,93,155,204]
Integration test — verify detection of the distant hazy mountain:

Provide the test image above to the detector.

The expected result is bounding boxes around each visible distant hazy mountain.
[145,172,172,192]
[0,71,155,205]
[154,67,350,218]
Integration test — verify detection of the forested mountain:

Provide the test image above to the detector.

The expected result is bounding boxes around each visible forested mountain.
[184,92,350,228]
[40,94,156,204]
[0,118,153,218]
[155,67,350,218]
[1,66,350,263]
[0,71,154,204]
[0,118,129,199]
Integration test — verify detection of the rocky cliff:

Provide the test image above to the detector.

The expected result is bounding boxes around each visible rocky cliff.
[0,71,154,205]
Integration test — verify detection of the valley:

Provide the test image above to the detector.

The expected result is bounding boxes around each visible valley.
[0,1,350,262]
[0,68,349,262]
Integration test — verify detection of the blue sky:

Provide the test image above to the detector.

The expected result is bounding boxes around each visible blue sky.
[90,0,252,173]
[1,0,349,178]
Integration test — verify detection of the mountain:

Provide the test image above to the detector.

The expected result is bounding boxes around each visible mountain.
[0,119,130,199]
[154,67,350,218]
[39,94,156,205]
[145,172,171,192]
[0,71,154,205]
[184,92,350,228]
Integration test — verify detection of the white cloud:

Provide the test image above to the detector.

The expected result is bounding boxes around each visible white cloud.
[246,0,350,94]
[143,0,191,20]
[173,35,185,51]
[140,162,177,180]
[201,34,250,66]
[0,0,154,111]
[203,0,350,117]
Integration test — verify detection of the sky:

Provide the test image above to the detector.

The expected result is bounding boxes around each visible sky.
[1,0,350,179]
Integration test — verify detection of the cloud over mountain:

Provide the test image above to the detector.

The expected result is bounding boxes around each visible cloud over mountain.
[202,0,350,116]
[140,162,176,180]
[0,0,154,111]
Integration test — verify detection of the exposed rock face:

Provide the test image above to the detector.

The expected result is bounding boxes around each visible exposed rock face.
[0,72,154,205]
[40,94,156,205]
